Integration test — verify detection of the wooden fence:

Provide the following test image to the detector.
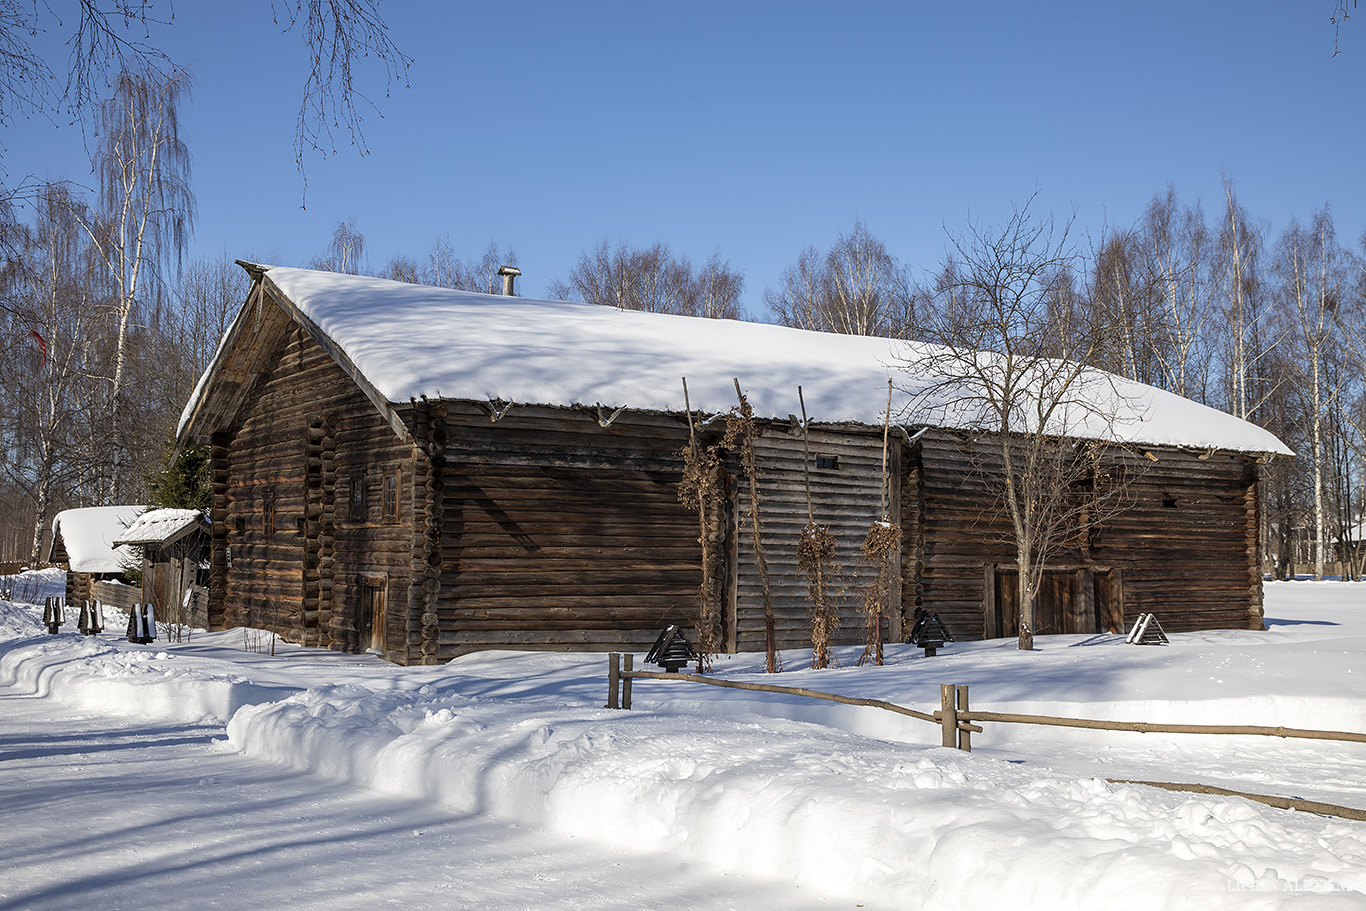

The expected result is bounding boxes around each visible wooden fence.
[605,654,1366,822]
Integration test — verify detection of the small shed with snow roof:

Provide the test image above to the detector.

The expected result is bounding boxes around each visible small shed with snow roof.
[175,264,1291,665]
[46,505,145,608]
[112,508,211,628]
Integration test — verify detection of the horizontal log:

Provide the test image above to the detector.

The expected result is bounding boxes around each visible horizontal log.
[440,581,698,599]
[961,709,1366,743]
[435,594,693,612]
[621,670,938,724]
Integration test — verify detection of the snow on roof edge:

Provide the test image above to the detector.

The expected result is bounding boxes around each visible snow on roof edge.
[112,508,206,547]
[181,265,1293,458]
[51,506,146,573]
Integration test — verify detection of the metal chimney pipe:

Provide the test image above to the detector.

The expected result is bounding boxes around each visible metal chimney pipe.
[497,265,522,296]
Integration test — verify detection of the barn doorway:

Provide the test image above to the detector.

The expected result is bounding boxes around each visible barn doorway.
[358,573,387,653]
[993,567,1118,638]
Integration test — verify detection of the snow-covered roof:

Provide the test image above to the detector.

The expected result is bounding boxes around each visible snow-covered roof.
[112,508,206,547]
[180,266,1291,456]
[50,506,146,573]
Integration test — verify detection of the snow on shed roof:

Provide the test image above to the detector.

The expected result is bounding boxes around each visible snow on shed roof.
[50,506,145,573]
[182,266,1291,457]
[112,508,206,547]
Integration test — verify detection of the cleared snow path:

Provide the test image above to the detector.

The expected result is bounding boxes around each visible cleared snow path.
[0,692,847,911]
[3,576,1366,909]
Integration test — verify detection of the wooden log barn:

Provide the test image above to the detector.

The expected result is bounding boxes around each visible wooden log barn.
[174,264,1291,665]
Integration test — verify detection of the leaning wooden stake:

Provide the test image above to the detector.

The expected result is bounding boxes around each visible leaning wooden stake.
[728,378,779,673]
[858,380,897,666]
[797,386,838,669]
[680,377,723,670]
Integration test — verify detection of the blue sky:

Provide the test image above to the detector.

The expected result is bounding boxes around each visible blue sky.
[7,2,1363,315]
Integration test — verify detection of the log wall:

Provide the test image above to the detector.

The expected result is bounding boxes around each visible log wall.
[905,430,1266,641]
[217,321,415,658]
[417,404,702,660]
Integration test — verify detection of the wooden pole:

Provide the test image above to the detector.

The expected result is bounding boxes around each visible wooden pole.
[956,685,971,752]
[607,653,620,709]
[1108,779,1366,822]
[622,653,634,710]
[940,684,958,748]
[798,386,814,524]
[734,377,778,673]
[881,378,892,519]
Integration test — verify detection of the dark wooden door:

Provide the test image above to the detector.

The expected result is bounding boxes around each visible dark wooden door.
[995,568,1105,637]
[359,579,386,653]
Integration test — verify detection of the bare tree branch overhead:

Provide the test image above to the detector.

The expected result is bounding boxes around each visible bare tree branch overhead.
[270,0,412,193]
[1332,0,1356,55]
[0,1,409,191]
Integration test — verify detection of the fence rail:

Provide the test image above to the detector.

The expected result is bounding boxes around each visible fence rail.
[605,654,1366,821]
[959,709,1366,744]
[605,654,1366,750]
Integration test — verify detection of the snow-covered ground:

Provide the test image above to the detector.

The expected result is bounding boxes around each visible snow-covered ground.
[2,570,1364,909]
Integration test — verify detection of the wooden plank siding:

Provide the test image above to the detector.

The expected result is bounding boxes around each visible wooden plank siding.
[733,425,892,654]
[904,430,1266,643]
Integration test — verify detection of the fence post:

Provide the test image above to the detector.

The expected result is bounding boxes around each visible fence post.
[940,684,958,748]
[622,654,634,710]
[607,653,620,709]
[956,685,971,752]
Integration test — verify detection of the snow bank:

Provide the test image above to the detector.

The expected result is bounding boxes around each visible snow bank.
[0,566,65,606]
[3,575,1365,908]
[0,602,293,725]
[225,683,1366,909]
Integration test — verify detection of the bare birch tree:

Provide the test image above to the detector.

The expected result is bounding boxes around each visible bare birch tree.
[73,66,193,501]
[549,241,743,318]
[1215,175,1280,422]
[0,183,111,559]
[1139,187,1216,400]
[172,252,250,385]
[1275,209,1350,580]
[766,220,908,336]
[310,217,366,274]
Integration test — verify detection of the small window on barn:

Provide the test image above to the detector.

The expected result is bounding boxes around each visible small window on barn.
[348,472,368,522]
[382,471,399,523]
[816,455,840,471]
[262,487,276,535]
[1163,496,1178,509]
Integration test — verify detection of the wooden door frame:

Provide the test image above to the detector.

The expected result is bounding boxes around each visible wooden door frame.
[985,563,1121,639]
[359,571,387,653]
